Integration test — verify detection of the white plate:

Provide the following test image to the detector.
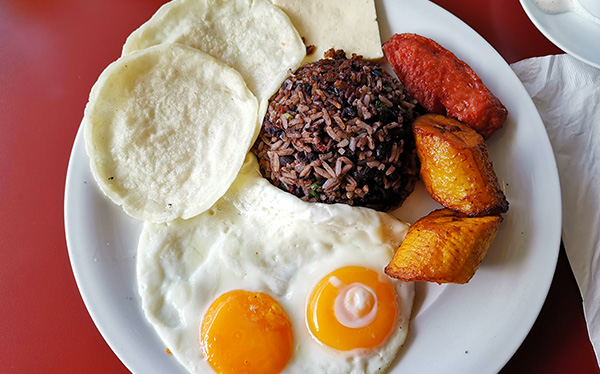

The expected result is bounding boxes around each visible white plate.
[64,0,562,372]
[520,0,600,69]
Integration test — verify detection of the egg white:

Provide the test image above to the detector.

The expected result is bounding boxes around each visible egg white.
[137,154,415,373]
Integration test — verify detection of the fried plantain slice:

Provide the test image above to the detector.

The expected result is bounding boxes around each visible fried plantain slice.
[413,114,509,216]
[384,208,502,284]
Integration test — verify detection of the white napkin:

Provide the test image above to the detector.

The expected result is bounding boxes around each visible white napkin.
[511,54,600,363]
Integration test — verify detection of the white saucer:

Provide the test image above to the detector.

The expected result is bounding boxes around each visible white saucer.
[520,0,600,68]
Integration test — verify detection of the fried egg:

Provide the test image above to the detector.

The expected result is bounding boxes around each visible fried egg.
[137,155,414,373]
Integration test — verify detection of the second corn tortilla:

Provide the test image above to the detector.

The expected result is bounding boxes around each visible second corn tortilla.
[121,0,306,102]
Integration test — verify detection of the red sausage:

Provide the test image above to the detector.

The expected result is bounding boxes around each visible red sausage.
[383,33,508,139]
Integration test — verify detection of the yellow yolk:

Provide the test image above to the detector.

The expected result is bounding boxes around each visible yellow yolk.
[200,290,293,374]
[307,266,398,352]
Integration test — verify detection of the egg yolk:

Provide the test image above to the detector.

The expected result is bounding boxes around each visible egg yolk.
[200,290,293,374]
[306,266,398,351]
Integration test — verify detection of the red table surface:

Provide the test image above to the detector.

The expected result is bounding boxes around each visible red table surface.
[0,0,598,373]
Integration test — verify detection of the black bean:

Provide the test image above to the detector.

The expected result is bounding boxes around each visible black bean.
[279,155,295,166]
[351,166,368,182]
[389,126,406,139]
[266,126,284,138]
[370,68,383,77]
[375,142,392,159]
[341,106,356,120]
[306,152,318,162]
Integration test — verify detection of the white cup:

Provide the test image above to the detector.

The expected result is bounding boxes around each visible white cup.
[576,0,600,19]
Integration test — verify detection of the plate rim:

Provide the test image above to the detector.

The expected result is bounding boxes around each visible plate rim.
[64,124,140,374]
